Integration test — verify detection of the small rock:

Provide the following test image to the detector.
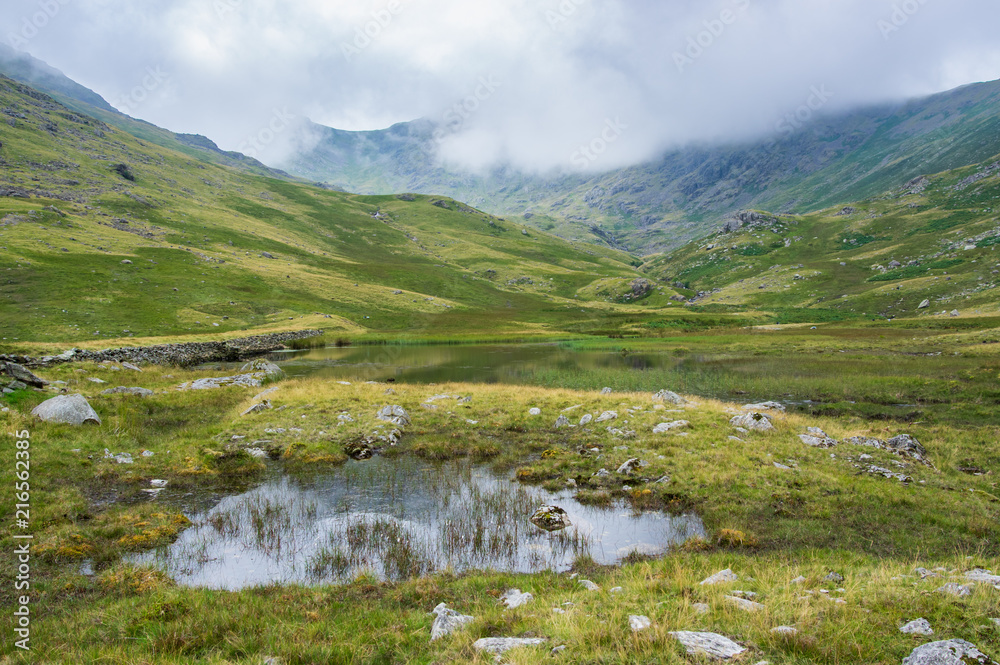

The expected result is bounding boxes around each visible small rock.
[601,387,613,395]
[473,638,546,656]
[743,401,785,412]
[430,603,474,641]
[616,458,645,475]
[653,420,690,433]
[555,415,570,428]
[580,413,593,426]
[377,405,410,427]
[530,505,571,531]
[150,479,168,488]
[669,631,746,660]
[967,569,1000,585]
[725,596,765,612]
[551,645,567,655]
[937,583,973,597]
[579,579,599,591]
[87,378,107,384]
[692,603,711,614]
[609,586,623,594]
[529,407,542,416]
[629,615,652,632]
[652,389,686,405]
[595,411,618,423]
[241,400,272,416]
[771,626,797,636]
[825,572,845,584]
[701,569,738,585]
[730,412,775,433]
[500,589,533,609]
[101,387,154,397]
[900,618,934,635]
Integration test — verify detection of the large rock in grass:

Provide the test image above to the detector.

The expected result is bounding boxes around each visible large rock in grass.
[730,412,775,433]
[668,632,746,660]
[473,638,546,656]
[429,603,474,641]
[377,405,410,427]
[2,362,48,387]
[240,359,285,379]
[31,394,101,425]
[902,640,996,665]
[653,389,686,405]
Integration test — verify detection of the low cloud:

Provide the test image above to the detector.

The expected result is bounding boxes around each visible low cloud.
[2,0,999,172]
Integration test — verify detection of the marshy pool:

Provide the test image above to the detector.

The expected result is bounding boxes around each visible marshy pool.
[134,456,704,590]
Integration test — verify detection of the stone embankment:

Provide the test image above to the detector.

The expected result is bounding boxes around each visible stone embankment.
[0,330,323,368]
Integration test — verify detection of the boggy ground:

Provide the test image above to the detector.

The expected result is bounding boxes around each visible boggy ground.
[0,360,998,664]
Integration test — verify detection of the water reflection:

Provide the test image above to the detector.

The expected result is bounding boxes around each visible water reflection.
[135,457,704,590]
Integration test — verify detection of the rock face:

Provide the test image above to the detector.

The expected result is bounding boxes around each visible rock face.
[630,278,653,298]
[669,632,746,660]
[31,394,101,425]
[730,413,775,433]
[1,362,48,387]
[901,640,996,665]
[653,389,686,405]
[429,603,474,641]
[473,638,546,656]
[530,505,571,531]
[101,387,154,397]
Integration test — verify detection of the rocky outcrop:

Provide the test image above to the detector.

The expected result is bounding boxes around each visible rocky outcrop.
[2,330,323,369]
[1,362,48,387]
[902,640,996,665]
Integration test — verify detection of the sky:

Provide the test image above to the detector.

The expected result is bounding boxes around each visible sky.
[3,0,1000,173]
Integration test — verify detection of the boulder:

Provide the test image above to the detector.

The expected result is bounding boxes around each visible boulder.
[531,505,571,532]
[555,415,571,428]
[886,434,928,463]
[937,583,972,597]
[430,604,474,642]
[918,300,931,309]
[630,278,652,298]
[240,359,284,379]
[377,405,410,427]
[31,394,101,425]
[600,387,613,395]
[579,413,593,426]
[595,411,618,423]
[578,579,599,591]
[902,640,996,665]
[473,638,546,656]
[101,387,154,397]
[2,362,48,387]
[730,413,775,433]
[725,596,765,612]
[653,389,686,405]
[966,569,1000,585]
[529,407,542,416]
[242,400,272,416]
[669,632,746,660]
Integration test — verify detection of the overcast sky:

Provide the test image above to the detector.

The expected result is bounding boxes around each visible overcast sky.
[4,0,1000,172]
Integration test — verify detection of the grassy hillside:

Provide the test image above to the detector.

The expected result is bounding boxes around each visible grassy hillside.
[644,155,1000,322]
[0,75,681,348]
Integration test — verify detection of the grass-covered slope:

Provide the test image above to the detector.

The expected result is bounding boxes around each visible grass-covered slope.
[0,75,661,347]
[644,155,1000,322]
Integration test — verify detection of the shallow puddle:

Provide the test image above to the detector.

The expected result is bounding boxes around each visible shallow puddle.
[134,456,704,590]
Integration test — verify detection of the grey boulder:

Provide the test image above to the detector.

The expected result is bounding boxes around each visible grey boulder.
[653,389,687,405]
[473,638,546,656]
[669,631,746,660]
[730,412,775,432]
[429,603,474,641]
[31,394,101,425]
[377,405,410,427]
[2,362,48,387]
[902,640,996,665]
[530,505,571,531]
[101,387,154,397]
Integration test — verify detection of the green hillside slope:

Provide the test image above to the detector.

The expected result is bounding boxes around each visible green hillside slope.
[0,75,668,347]
[644,156,1000,322]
